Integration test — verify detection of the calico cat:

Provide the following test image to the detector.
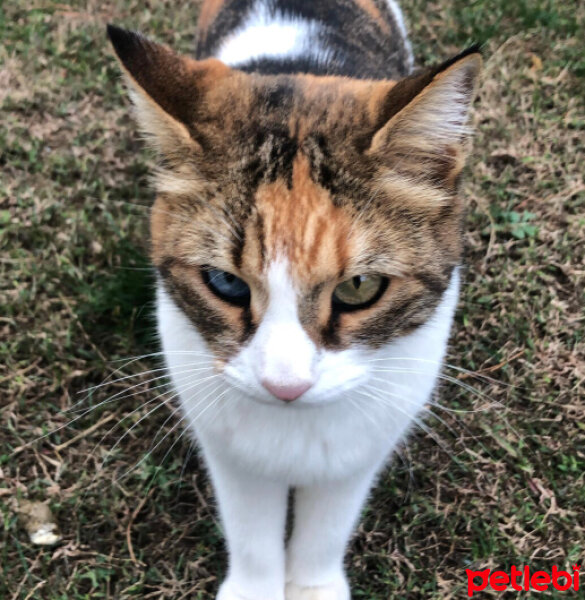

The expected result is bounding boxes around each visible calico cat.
[107,1,481,598]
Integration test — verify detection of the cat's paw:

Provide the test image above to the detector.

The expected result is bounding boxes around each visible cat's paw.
[216,582,249,600]
[285,577,349,600]
[217,579,285,600]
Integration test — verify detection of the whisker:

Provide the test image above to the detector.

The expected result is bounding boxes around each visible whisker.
[108,350,214,364]
[369,367,503,409]
[144,377,220,453]
[154,384,231,476]
[353,389,466,468]
[367,376,413,399]
[374,390,464,446]
[367,376,495,415]
[71,364,214,418]
[73,364,215,410]
[116,379,226,482]
[362,383,500,463]
[81,376,221,499]
[347,396,385,431]
[81,351,214,394]
[365,356,516,388]
[83,369,214,468]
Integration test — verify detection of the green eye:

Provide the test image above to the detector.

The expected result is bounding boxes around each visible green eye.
[332,275,388,312]
[203,268,250,307]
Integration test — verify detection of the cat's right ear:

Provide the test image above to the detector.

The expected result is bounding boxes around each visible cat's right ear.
[107,25,231,157]
[368,47,482,189]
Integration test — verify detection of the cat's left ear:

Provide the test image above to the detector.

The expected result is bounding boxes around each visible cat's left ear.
[107,24,232,158]
[369,47,482,188]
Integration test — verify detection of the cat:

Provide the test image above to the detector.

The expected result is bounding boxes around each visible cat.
[107,0,481,598]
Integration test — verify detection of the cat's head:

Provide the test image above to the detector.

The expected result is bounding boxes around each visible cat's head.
[108,25,481,406]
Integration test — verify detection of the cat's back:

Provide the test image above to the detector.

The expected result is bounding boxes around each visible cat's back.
[195,0,413,79]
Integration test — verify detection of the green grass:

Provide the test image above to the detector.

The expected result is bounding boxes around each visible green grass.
[1,0,584,598]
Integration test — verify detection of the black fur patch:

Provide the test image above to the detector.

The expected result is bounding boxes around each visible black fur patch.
[239,127,299,189]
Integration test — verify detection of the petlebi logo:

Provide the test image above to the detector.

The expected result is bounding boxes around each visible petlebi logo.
[466,564,581,597]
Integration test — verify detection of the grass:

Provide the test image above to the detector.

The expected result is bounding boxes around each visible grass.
[1,0,584,598]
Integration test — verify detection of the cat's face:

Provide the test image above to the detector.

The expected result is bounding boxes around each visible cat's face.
[108,27,480,405]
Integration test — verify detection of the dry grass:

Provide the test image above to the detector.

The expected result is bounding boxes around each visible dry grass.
[1,1,584,598]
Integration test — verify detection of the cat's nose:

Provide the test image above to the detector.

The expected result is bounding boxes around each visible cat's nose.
[261,378,313,402]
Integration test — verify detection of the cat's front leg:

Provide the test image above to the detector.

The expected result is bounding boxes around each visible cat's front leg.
[203,443,289,600]
[286,469,378,600]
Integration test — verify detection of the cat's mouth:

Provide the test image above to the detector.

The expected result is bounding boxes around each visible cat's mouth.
[222,369,314,406]
[221,366,369,408]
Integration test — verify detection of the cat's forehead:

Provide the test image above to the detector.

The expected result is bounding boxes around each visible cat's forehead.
[196,73,393,184]
[206,72,391,127]
[244,153,353,284]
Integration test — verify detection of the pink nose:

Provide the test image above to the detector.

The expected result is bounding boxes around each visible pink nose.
[261,379,313,402]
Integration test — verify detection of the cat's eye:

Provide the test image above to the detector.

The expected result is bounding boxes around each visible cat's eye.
[203,268,251,307]
[332,275,388,312]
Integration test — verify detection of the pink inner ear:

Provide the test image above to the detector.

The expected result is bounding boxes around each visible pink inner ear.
[380,45,482,124]
[369,52,481,155]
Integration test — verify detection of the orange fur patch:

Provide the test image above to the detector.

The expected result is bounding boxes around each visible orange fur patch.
[254,154,353,285]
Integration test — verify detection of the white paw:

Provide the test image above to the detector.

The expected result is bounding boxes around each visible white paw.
[217,580,255,600]
[285,577,350,600]
[216,581,248,600]
[217,579,285,600]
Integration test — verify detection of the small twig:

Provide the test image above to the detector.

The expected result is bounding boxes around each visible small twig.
[10,555,41,600]
[457,349,525,380]
[126,488,155,566]
[23,580,47,600]
[52,412,116,452]
[14,357,42,377]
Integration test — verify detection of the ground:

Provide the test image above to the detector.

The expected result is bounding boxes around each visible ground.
[1,1,584,598]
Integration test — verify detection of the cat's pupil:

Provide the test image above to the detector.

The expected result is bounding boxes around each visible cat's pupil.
[353,276,362,289]
[225,273,235,283]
